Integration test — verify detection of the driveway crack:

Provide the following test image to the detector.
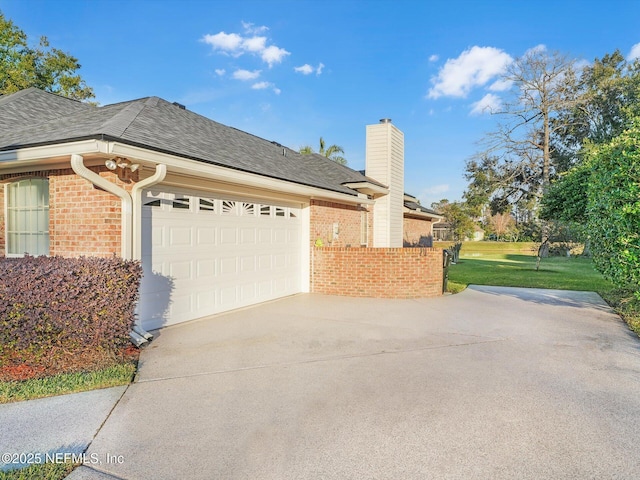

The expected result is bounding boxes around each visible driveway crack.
[136,336,506,384]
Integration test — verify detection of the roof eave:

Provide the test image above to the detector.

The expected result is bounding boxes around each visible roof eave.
[342,181,389,198]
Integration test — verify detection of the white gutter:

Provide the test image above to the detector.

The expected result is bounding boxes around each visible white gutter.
[71,154,132,259]
[108,142,374,206]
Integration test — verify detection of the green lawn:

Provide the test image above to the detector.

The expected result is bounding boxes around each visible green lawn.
[0,362,137,404]
[0,461,76,480]
[448,253,613,292]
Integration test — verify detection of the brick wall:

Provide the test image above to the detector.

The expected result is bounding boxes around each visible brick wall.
[1,166,134,258]
[310,199,371,247]
[403,216,434,246]
[312,247,443,298]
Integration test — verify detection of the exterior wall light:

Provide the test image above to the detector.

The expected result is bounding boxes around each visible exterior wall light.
[105,158,140,172]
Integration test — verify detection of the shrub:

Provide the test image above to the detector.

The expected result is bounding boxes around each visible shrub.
[586,121,640,298]
[0,256,143,359]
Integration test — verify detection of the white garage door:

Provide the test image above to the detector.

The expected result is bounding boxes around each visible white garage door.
[138,188,303,330]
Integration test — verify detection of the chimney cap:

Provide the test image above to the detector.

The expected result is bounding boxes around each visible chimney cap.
[379,118,392,124]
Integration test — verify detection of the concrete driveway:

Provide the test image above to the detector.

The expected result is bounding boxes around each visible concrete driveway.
[70,286,640,479]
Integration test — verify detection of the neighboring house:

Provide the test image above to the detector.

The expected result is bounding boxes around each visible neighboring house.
[433,222,455,242]
[0,88,443,332]
[403,193,443,246]
[433,222,484,242]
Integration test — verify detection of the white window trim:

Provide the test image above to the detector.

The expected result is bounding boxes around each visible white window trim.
[4,178,50,257]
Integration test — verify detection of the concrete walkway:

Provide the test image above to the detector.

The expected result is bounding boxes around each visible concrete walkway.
[0,386,126,472]
[3,286,640,479]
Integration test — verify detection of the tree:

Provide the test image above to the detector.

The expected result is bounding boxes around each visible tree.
[0,11,94,100]
[431,199,476,241]
[552,50,640,168]
[299,137,347,165]
[465,47,580,216]
[485,212,517,241]
[540,51,640,255]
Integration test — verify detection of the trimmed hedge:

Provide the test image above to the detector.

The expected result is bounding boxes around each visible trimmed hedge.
[0,256,142,356]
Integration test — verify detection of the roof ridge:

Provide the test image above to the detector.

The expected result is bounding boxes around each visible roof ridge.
[99,98,152,137]
[0,87,88,106]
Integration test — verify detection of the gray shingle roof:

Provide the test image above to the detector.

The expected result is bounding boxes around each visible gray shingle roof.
[404,200,441,217]
[0,87,91,132]
[0,89,381,196]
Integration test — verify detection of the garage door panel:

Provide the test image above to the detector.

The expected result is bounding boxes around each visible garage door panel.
[220,227,238,245]
[219,256,238,275]
[197,227,216,246]
[140,189,302,330]
[240,283,256,302]
[196,258,216,278]
[152,226,164,247]
[196,291,216,311]
[169,293,193,318]
[273,277,287,294]
[258,228,271,243]
[240,256,256,273]
[220,286,238,306]
[241,228,256,244]
[273,229,287,244]
[170,227,192,247]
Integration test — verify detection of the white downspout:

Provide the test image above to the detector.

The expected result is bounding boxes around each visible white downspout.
[129,164,167,343]
[131,164,167,260]
[71,154,167,345]
[71,154,132,259]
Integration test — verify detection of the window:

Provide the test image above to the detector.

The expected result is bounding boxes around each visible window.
[172,197,190,210]
[5,178,50,256]
[360,210,368,246]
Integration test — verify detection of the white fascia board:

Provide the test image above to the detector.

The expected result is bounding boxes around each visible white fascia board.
[108,142,375,206]
[0,140,375,206]
[0,140,107,173]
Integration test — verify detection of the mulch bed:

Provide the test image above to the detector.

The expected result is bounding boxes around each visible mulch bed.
[0,345,140,382]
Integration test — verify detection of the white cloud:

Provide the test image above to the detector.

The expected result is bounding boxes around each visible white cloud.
[470,93,501,115]
[202,24,289,67]
[261,45,290,67]
[215,68,226,76]
[242,21,269,35]
[295,62,325,75]
[233,69,261,80]
[429,54,439,62]
[427,46,513,99]
[252,81,271,89]
[251,82,281,94]
[294,64,314,75]
[628,42,640,61]
[524,44,547,56]
[242,36,267,52]
[202,32,243,53]
[488,78,512,91]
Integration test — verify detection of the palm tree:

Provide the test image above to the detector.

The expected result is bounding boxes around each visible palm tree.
[299,137,347,165]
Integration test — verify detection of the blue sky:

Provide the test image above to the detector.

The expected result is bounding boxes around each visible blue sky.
[2,0,640,207]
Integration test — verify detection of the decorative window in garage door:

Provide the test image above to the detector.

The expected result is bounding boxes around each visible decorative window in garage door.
[143,191,299,219]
